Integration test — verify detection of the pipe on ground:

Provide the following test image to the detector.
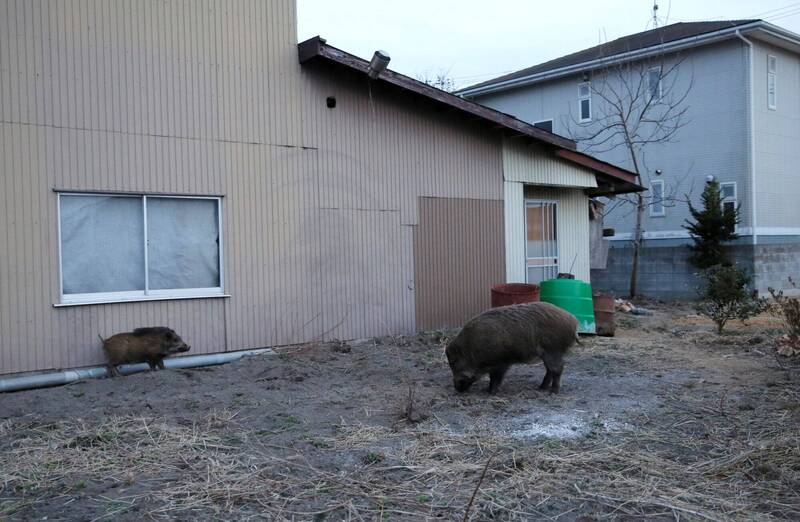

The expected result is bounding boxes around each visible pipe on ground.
[0,348,274,393]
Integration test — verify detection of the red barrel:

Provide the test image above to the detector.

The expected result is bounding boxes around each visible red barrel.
[491,283,540,308]
[593,293,615,337]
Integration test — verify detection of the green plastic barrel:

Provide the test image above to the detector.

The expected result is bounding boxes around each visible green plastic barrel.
[539,279,596,334]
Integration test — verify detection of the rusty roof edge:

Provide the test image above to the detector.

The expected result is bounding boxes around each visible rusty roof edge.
[298,36,577,151]
[554,149,644,195]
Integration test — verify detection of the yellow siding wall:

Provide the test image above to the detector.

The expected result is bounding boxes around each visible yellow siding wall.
[0,0,506,374]
[503,139,598,188]
[504,182,526,283]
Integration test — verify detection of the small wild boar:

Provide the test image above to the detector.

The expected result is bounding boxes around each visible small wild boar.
[100,327,190,377]
[445,302,578,394]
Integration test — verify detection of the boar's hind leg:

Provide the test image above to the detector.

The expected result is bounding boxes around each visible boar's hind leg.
[107,364,120,378]
[539,370,553,391]
[541,354,564,394]
[488,365,510,394]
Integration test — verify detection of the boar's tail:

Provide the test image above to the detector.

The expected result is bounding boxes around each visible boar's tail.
[97,334,105,344]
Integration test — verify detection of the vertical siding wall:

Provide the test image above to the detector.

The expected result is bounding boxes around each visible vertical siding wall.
[504,182,526,283]
[414,198,505,330]
[503,140,597,188]
[0,0,506,374]
[524,186,591,282]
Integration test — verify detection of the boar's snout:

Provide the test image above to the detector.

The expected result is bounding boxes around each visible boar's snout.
[161,329,190,355]
[453,373,477,393]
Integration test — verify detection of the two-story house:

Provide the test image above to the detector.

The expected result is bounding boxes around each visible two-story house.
[459,20,800,298]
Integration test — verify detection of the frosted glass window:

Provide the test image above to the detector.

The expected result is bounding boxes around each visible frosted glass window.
[147,198,220,290]
[59,193,222,303]
[649,180,665,216]
[768,55,776,110]
[60,195,145,294]
[579,82,592,122]
[720,182,737,217]
[648,67,662,100]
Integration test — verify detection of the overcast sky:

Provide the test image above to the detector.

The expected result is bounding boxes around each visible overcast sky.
[298,1,800,89]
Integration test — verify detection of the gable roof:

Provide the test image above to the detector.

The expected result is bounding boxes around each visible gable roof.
[458,20,759,96]
[298,36,643,195]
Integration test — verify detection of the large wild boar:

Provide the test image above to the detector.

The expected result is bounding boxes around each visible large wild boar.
[445,302,578,394]
[101,327,190,377]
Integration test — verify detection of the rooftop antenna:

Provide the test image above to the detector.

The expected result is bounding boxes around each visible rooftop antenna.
[652,1,659,28]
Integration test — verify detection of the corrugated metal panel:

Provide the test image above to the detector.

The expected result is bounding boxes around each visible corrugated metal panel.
[524,186,591,282]
[503,139,598,188]
[504,182,526,283]
[318,209,414,340]
[414,197,505,330]
[300,64,504,225]
[0,0,507,374]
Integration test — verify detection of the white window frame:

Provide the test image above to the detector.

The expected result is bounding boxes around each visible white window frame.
[647,66,662,101]
[578,82,592,123]
[533,119,554,133]
[720,181,737,213]
[768,55,777,110]
[649,180,665,217]
[524,199,559,283]
[56,192,225,306]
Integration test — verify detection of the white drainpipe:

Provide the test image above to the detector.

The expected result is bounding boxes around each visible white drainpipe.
[736,30,758,246]
[0,348,273,393]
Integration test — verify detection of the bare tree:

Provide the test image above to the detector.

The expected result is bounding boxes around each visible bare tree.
[567,55,692,297]
[417,69,457,93]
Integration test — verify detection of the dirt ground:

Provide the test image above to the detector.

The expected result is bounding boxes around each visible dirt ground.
[1,302,799,521]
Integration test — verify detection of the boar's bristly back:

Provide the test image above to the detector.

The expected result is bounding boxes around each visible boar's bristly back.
[132,327,172,336]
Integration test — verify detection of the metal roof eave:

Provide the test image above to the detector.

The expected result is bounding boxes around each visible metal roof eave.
[457,21,776,98]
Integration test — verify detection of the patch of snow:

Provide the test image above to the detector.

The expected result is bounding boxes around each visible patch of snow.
[505,412,633,440]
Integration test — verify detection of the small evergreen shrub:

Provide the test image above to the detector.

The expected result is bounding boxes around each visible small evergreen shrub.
[684,180,739,269]
[696,265,767,334]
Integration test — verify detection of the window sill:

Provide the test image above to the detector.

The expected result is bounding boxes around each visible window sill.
[54,293,230,308]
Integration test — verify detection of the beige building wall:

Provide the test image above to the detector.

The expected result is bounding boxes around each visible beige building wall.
[0,0,509,374]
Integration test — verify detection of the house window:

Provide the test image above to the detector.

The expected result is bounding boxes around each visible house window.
[58,193,223,304]
[525,200,559,284]
[649,180,665,217]
[720,182,737,215]
[647,66,662,101]
[578,82,592,122]
[768,55,777,110]
[533,119,554,133]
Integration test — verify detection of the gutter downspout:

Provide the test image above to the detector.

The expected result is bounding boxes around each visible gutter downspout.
[0,348,273,393]
[736,30,758,246]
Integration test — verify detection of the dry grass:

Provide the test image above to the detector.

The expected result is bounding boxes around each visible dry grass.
[2,386,799,521]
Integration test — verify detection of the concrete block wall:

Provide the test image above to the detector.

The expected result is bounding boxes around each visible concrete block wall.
[591,244,757,300]
[753,243,800,294]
